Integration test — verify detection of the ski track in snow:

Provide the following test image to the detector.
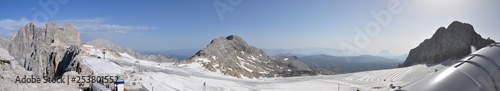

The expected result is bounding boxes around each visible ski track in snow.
[344,66,413,82]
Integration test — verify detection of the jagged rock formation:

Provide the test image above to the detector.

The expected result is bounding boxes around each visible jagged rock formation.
[400,21,496,67]
[54,45,82,78]
[7,22,84,77]
[85,38,176,62]
[175,35,318,78]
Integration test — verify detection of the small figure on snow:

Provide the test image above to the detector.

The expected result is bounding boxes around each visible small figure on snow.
[203,82,206,91]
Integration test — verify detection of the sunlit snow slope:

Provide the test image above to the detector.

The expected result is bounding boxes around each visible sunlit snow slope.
[81,44,447,91]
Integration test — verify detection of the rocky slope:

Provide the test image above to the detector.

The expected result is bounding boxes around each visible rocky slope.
[0,37,13,61]
[85,38,176,62]
[175,35,318,78]
[7,22,85,78]
[0,47,14,61]
[270,56,318,77]
[400,21,496,67]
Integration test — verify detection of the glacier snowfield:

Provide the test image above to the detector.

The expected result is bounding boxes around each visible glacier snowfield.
[82,45,446,91]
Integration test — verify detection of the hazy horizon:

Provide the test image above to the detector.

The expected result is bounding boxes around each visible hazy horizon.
[1,0,499,56]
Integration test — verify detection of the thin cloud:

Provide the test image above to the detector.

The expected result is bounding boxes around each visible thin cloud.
[73,23,158,33]
[56,18,157,33]
[56,17,108,23]
[0,18,36,37]
[0,17,157,37]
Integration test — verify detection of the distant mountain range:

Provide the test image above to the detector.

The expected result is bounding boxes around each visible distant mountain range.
[142,47,408,61]
[140,49,200,61]
[265,48,407,60]
[298,54,402,73]
[263,48,347,57]
[85,39,177,63]
[139,48,347,60]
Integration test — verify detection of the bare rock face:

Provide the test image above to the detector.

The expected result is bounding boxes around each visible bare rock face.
[400,21,496,67]
[85,38,176,62]
[271,56,319,77]
[176,35,317,78]
[7,22,83,77]
[54,45,82,78]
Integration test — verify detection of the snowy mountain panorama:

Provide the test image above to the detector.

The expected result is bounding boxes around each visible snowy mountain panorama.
[0,21,497,91]
[401,21,496,67]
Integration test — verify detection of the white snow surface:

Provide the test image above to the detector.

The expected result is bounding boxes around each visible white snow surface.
[127,64,446,91]
[84,58,124,75]
[119,52,136,59]
[80,44,449,91]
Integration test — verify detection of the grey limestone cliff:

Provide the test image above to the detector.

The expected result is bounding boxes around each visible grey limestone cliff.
[7,22,83,77]
[401,21,496,67]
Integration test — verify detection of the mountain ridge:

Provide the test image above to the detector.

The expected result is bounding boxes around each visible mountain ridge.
[85,38,176,62]
[175,35,319,78]
[400,21,496,67]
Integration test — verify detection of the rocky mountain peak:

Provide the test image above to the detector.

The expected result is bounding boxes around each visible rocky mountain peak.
[200,35,263,58]
[401,21,496,67]
[176,35,318,78]
[64,22,73,28]
[46,22,58,27]
[431,21,478,40]
[208,35,249,49]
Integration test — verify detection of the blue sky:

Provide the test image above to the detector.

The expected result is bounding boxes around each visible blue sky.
[0,0,499,55]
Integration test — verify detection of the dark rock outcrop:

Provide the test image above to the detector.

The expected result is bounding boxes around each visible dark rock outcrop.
[7,22,83,77]
[400,21,495,67]
[175,35,317,78]
[54,45,81,78]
